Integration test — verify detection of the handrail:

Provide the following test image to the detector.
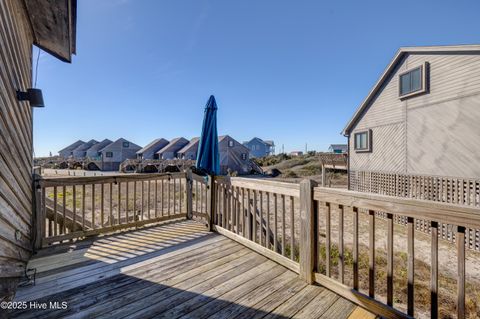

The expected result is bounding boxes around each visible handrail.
[225,177,300,197]
[39,172,186,187]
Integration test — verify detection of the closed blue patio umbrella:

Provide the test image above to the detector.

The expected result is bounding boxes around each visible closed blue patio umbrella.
[196,95,220,175]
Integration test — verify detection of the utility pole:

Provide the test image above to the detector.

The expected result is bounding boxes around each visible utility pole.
[305,143,307,154]
[282,144,284,154]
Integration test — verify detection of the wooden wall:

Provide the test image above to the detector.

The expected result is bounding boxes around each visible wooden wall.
[350,52,480,178]
[0,0,34,300]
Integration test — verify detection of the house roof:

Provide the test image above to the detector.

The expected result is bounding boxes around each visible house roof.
[137,138,169,154]
[101,138,141,152]
[342,44,480,136]
[23,0,77,62]
[73,139,98,152]
[329,144,347,151]
[58,140,85,153]
[220,135,250,152]
[156,137,189,154]
[178,137,200,154]
[87,139,113,152]
[244,137,274,146]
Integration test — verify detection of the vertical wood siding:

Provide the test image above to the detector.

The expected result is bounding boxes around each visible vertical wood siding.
[0,0,34,282]
[350,52,480,178]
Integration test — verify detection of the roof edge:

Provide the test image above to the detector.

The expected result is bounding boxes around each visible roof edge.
[342,44,480,136]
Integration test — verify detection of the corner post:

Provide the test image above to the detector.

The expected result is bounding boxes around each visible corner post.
[33,167,45,252]
[299,179,318,284]
[206,175,215,231]
[186,169,193,219]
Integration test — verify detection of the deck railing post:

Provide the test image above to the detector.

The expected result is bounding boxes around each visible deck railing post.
[206,175,215,231]
[299,179,318,284]
[33,167,45,252]
[186,169,193,219]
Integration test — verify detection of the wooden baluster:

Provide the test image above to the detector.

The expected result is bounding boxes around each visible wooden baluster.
[141,181,144,220]
[290,196,295,260]
[227,184,231,231]
[167,178,171,216]
[247,189,252,240]
[281,194,286,256]
[100,183,104,227]
[110,183,113,226]
[266,192,270,248]
[41,187,46,240]
[133,181,137,222]
[223,184,228,229]
[369,210,375,298]
[195,180,199,214]
[126,182,129,223]
[160,179,164,216]
[387,213,394,306]
[240,187,247,238]
[236,187,240,234]
[179,178,182,214]
[457,226,465,319]
[217,184,221,227]
[431,221,438,318]
[155,179,158,218]
[82,185,85,230]
[62,186,66,234]
[91,184,95,229]
[233,187,237,232]
[274,193,278,252]
[407,217,414,316]
[147,180,151,219]
[353,207,359,290]
[325,203,331,277]
[259,191,264,245]
[173,178,176,215]
[253,190,257,243]
[338,205,344,284]
[52,188,58,237]
[117,182,121,224]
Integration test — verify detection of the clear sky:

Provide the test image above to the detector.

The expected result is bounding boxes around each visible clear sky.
[33,0,480,157]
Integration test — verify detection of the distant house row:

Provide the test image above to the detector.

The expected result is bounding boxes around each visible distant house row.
[58,135,252,174]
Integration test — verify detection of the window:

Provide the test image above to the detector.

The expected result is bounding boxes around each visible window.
[105,151,113,158]
[353,130,371,152]
[399,63,427,98]
[241,153,247,160]
[228,140,234,147]
[122,141,130,148]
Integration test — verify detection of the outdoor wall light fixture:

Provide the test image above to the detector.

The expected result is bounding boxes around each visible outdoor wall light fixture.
[16,88,45,107]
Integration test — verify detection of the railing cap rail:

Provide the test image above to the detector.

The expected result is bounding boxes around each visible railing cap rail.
[39,172,186,187]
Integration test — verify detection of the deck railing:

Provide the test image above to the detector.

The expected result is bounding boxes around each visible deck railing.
[209,177,480,319]
[33,172,189,248]
[32,172,480,318]
[350,170,480,251]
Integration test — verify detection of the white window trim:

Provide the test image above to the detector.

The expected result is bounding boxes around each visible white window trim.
[398,62,428,99]
[353,129,371,153]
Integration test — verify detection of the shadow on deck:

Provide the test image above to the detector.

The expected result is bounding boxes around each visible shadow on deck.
[11,220,373,319]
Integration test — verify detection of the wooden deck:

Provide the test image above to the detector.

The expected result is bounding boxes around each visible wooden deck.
[11,220,374,319]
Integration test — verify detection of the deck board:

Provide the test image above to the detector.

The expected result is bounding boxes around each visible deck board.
[11,220,374,319]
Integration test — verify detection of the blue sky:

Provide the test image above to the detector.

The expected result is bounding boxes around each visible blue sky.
[33,0,480,156]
